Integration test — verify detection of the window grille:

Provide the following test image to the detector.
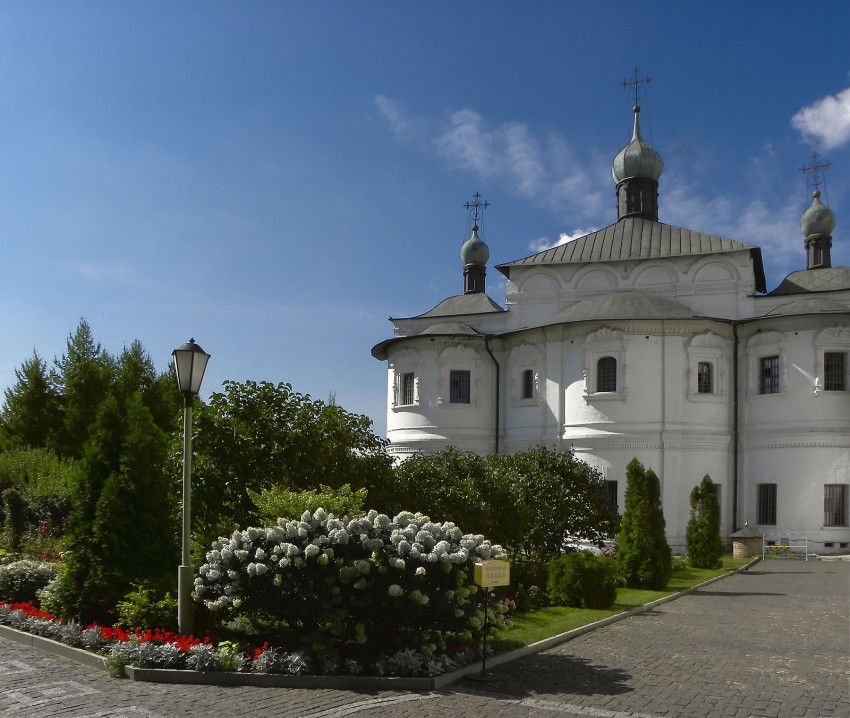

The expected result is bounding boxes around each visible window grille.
[597,356,617,392]
[521,369,535,399]
[824,484,848,527]
[449,370,471,404]
[824,352,846,392]
[697,361,713,394]
[400,372,415,405]
[760,356,780,394]
[757,483,777,525]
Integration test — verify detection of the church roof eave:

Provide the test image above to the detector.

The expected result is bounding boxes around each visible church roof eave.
[496,217,767,293]
[390,293,505,321]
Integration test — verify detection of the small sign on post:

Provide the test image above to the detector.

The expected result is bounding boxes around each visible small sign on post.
[471,559,510,679]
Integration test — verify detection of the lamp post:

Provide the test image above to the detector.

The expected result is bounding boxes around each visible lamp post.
[172,338,210,636]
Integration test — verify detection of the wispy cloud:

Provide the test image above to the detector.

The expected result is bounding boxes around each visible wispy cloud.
[74,261,136,282]
[791,86,850,150]
[375,97,605,222]
[374,95,426,140]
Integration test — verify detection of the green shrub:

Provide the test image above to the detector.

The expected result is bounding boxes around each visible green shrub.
[117,583,179,632]
[2,488,28,554]
[547,551,618,609]
[250,483,367,524]
[194,509,506,663]
[685,475,724,569]
[0,559,57,603]
[617,458,672,590]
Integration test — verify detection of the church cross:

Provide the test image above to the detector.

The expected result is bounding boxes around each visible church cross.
[799,152,831,191]
[621,66,652,106]
[464,192,490,225]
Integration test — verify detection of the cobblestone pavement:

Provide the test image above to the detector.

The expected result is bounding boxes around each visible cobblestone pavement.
[1,559,847,718]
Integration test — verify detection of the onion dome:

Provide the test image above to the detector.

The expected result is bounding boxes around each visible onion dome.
[460,225,489,265]
[612,106,663,184]
[800,191,836,237]
[461,224,489,295]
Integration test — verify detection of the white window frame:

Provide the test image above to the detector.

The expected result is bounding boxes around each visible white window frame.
[510,342,542,406]
[816,327,850,394]
[584,327,626,400]
[390,349,421,411]
[438,344,481,408]
[687,331,725,402]
[747,331,787,398]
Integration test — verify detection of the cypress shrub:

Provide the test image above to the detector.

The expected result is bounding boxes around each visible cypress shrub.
[2,487,27,555]
[547,551,617,609]
[617,458,672,590]
[685,475,724,569]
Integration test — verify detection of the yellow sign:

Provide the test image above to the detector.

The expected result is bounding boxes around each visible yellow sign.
[474,559,510,587]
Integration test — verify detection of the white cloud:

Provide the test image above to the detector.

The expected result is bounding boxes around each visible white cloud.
[791,87,850,149]
[376,96,603,222]
[374,95,425,139]
[528,228,598,253]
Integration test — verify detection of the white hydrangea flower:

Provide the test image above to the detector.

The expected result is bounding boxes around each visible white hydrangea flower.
[415,566,426,577]
[255,548,266,561]
[304,544,320,559]
[388,584,403,598]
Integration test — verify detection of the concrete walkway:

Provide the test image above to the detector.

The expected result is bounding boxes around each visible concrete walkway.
[0,558,847,717]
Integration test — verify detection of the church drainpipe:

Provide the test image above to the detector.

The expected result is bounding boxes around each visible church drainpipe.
[732,322,740,532]
[484,336,500,454]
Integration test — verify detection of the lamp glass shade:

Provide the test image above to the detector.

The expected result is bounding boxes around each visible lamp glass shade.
[172,339,210,396]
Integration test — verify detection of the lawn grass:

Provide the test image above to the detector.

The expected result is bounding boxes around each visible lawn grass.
[492,555,752,653]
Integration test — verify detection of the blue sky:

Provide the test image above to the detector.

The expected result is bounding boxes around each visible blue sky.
[0,2,848,437]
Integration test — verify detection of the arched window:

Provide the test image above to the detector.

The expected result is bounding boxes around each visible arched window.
[697,361,713,394]
[597,356,617,392]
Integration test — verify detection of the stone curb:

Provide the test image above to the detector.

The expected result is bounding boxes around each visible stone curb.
[0,558,761,692]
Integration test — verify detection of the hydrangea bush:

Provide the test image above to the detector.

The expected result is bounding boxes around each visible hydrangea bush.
[194,509,507,665]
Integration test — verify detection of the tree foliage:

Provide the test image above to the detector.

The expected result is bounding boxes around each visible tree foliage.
[685,475,724,569]
[60,392,176,623]
[250,483,368,525]
[390,446,617,563]
[189,380,393,551]
[0,351,62,452]
[617,458,672,590]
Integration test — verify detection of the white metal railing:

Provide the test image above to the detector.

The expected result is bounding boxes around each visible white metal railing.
[762,532,809,561]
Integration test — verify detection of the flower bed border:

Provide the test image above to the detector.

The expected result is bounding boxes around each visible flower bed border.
[0,558,760,691]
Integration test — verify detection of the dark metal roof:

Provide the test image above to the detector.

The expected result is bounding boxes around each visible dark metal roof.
[767,267,850,296]
[395,293,505,321]
[496,217,767,292]
[551,292,698,322]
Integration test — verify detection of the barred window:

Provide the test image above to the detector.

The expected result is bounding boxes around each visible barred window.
[824,352,846,392]
[825,484,848,527]
[521,369,535,399]
[605,480,619,515]
[449,370,471,404]
[400,372,415,406]
[697,361,713,394]
[760,356,780,395]
[597,356,617,392]
[757,483,777,525]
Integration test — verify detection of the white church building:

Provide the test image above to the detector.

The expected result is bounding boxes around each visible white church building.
[372,104,850,554]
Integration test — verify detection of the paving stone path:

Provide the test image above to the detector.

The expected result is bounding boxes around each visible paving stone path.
[1,559,847,718]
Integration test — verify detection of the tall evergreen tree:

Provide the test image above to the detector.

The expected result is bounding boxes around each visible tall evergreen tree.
[60,392,177,623]
[0,350,62,451]
[685,475,724,569]
[617,458,672,590]
[52,319,115,459]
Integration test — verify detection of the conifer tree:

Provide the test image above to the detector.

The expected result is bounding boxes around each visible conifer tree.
[685,475,724,569]
[617,458,672,590]
[52,320,115,459]
[0,351,62,451]
[60,392,176,623]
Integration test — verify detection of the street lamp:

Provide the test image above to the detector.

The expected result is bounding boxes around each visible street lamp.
[172,338,210,636]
